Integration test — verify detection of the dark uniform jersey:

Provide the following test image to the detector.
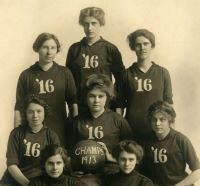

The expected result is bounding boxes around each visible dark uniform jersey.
[141,129,200,186]
[104,170,153,186]
[28,173,84,186]
[69,109,133,154]
[1,125,60,185]
[15,62,77,145]
[116,62,173,139]
[66,37,124,107]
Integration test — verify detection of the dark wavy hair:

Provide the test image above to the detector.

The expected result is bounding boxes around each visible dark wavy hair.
[32,32,61,53]
[82,74,115,107]
[112,140,144,164]
[79,7,105,26]
[21,94,50,124]
[148,101,176,124]
[127,29,155,51]
[41,144,70,170]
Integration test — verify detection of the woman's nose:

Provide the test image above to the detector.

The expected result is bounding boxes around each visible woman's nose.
[88,24,92,30]
[33,112,38,118]
[156,120,161,126]
[125,160,129,166]
[94,97,99,102]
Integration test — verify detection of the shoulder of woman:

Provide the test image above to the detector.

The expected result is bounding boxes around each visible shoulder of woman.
[101,39,120,51]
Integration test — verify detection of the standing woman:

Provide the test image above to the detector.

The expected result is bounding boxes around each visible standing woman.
[66,7,125,112]
[116,29,173,141]
[14,33,78,146]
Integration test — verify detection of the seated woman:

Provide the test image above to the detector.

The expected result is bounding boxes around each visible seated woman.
[28,144,84,186]
[104,140,153,186]
[141,101,200,186]
[69,74,133,179]
[1,95,60,186]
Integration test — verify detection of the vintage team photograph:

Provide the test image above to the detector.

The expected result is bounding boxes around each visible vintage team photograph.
[0,0,200,185]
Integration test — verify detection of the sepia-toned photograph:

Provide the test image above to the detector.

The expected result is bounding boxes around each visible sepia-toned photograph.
[0,0,200,185]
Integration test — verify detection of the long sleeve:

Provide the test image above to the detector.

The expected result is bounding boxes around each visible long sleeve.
[163,68,173,104]
[15,71,27,110]
[115,70,128,108]
[64,67,77,104]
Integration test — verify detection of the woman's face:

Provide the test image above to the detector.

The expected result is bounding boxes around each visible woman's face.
[151,111,171,139]
[26,103,44,132]
[45,154,64,178]
[118,151,137,174]
[38,39,58,63]
[87,88,107,115]
[83,16,101,40]
[134,36,152,61]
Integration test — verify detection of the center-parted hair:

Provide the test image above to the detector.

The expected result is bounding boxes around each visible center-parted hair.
[148,101,176,123]
[79,7,105,26]
[41,144,70,169]
[32,32,61,53]
[112,140,144,163]
[127,29,155,51]
[83,74,115,98]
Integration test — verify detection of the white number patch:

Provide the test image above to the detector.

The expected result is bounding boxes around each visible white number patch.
[86,125,104,139]
[151,146,167,163]
[36,79,54,94]
[82,54,99,68]
[24,139,41,157]
[135,77,152,92]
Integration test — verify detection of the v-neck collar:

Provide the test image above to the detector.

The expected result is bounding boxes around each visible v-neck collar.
[131,61,155,74]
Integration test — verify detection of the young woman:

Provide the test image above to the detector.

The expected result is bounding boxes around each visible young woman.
[142,101,200,186]
[66,7,124,112]
[69,74,132,175]
[104,140,153,186]
[15,33,78,146]
[1,95,60,186]
[116,29,173,141]
[28,144,84,186]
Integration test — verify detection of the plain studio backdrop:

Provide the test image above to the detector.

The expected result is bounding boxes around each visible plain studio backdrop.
[0,0,200,180]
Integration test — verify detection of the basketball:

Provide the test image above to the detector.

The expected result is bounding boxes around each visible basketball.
[72,140,106,172]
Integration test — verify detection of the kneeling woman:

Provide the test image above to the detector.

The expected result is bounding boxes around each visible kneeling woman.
[69,74,133,173]
[1,95,60,186]
[142,101,200,186]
